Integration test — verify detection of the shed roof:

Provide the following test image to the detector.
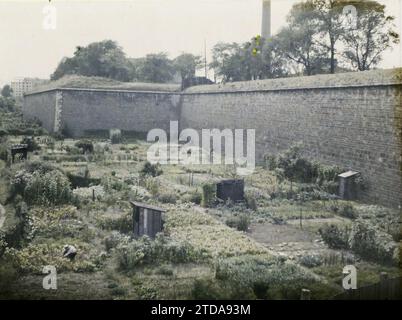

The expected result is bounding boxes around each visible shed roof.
[338,171,360,178]
[130,201,166,212]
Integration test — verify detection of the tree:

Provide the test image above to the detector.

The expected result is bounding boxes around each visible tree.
[51,40,132,81]
[133,53,174,83]
[307,0,346,74]
[174,53,203,88]
[340,1,399,71]
[276,3,329,76]
[1,85,13,98]
[245,36,288,79]
[209,42,246,82]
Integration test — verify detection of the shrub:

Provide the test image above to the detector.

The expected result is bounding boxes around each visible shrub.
[115,234,202,270]
[215,255,316,299]
[182,190,202,205]
[104,232,126,252]
[348,220,398,265]
[96,212,133,234]
[201,183,215,208]
[191,278,231,300]
[0,144,7,161]
[20,136,40,152]
[23,170,73,206]
[319,224,350,249]
[0,128,9,137]
[225,214,250,232]
[339,204,357,219]
[75,139,94,154]
[110,129,122,144]
[298,254,323,268]
[245,193,258,211]
[140,161,163,177]
[158,192,177,204]
[156,264,174,276]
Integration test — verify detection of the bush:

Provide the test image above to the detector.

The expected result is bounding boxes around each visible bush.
[140,161,163,177]
[104,232,126,252]
[96,212,133,234]
[225,214,250,232]
[339,204,357,220]
[20,136,40,152]
[75,139,94,154]
[110,129,122,144]
[298,254,323,268]
[245,193,258,211]
[215,255,316,300]
[182,190,202,205]
[0,144,7,161]
[115,234,202,270]
[23,170,73,206]
[348,220,398,265]
[158,192,177,204]
[156,264,174,276]
[191,278,233,300]
[0,128,9,137]
[201,183,215,208]
[319,224,350,250]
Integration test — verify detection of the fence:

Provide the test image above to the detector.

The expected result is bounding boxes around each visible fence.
[332,273,402,300]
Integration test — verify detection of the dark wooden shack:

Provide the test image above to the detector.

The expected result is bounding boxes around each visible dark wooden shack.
[216,179,245,202]
[338,171,360,200]
[10,144,28,163]
[130,202,165,239]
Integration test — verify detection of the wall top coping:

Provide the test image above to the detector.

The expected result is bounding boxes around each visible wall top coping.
[24,87,182,96]
[24,68,402,97]
[184,68,402,94]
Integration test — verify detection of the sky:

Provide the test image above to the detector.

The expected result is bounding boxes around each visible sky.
[0,0,401,86]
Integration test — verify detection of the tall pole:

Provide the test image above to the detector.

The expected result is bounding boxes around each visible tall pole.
[261,0,272,39]
[204,38,207,79]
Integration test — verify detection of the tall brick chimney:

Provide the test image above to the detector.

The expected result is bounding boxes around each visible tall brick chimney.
[261,0,271,39]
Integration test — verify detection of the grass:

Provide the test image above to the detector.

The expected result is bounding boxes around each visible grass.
[31,75,181,93]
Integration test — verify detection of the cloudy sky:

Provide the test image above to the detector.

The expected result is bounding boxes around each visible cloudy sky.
[0,0,401,85]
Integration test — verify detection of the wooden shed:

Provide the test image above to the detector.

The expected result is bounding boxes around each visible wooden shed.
[10,144,28,163]
[130,202,165,239]
[216,179,245,202]
[338,171,360,200]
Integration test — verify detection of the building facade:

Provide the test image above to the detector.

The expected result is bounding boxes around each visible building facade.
[11,78,46,98]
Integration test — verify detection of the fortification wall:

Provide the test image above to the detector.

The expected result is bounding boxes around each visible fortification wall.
[22,90,57,133]
[181,69,402,206]
[23,88,181,137]
[22,69,402,206]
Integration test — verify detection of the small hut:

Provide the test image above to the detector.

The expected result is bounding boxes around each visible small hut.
[338,171,360,200]
[10,144,28,163]
[130,202,165,238]
[216,179,245,202]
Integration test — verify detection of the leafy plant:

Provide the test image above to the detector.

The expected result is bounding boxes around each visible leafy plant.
[140,161,163,177]
[110,129,122,144]
[201,183,215,208]
[75,139,94,154]
[319,224,350,249]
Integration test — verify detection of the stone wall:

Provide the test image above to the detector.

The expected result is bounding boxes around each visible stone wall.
[23,69,402,206]
[22,90,57,133]
[181,69,402,207]
[24,88,181,137]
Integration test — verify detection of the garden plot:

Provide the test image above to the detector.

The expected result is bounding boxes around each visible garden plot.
[1,131,400,300]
